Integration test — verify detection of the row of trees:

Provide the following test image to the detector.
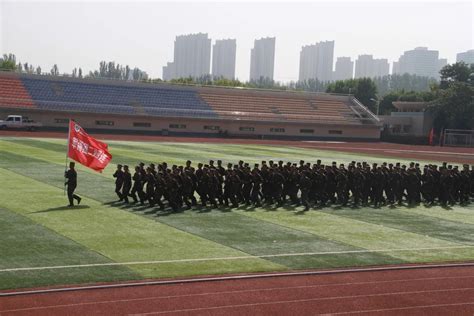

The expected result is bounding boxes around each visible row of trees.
[87,61,148,81]
[0,54,147,81]
[166,74,433,97]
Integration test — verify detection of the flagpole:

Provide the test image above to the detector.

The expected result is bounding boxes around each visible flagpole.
[64,119,71,195]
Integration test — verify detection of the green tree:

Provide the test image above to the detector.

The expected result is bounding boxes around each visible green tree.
[0,54,17,71]
[439,62,472,85]
[50,64,59,76]
[326,78,378,113]
[378,92,400,115]
[429,63,474,131]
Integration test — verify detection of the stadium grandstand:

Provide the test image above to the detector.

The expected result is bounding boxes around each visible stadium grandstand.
[0,71,381,140]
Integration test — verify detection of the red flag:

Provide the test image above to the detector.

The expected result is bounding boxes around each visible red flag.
[428,128,435,146]
[67,120,112,172]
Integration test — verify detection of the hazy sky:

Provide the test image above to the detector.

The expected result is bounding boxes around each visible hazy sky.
[1,0,472,82]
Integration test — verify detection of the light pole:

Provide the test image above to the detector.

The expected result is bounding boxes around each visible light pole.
[370,97,380,116]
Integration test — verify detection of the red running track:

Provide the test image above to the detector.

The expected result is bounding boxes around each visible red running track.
[1,266,474,316]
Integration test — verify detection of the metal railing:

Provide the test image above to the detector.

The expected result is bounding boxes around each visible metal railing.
[349,97,381,124]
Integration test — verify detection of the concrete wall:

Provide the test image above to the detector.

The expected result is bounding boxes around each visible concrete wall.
[379,112,433,137]
[0,108,380,140]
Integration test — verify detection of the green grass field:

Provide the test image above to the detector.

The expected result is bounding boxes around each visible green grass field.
[1,137,473,290]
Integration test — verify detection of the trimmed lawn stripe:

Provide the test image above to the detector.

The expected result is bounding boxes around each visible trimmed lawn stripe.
[154,209,404,269]
[404,206,474,226]
[0,207,138,290]
[318,208,474,245]
[236,209,474,263]
[0,168,284,283]
[0,150,117,203]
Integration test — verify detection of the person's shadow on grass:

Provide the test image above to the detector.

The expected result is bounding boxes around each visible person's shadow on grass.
[31,205,90,214]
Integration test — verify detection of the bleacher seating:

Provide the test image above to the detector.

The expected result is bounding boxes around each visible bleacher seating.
[199,92,362,125]
[20,77,217,117]
[0,77,35,108]
[0,73,368,126]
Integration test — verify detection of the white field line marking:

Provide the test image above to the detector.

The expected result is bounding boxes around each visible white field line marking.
[1,245,474,273]
[318,302,474,315]
[4,275,474,313]
[128,288,474,315]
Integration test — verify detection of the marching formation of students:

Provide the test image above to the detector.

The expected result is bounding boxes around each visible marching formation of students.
[112,159,474,211]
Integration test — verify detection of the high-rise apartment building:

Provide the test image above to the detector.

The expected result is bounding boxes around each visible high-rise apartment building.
[212,39,237,80]
[162,33,211,80]
[373,58,390,77]
[333,57,353,81]
[354,55,389,78]
[456,49,474,64]
[249,37,276,81]
[354,55,373,78]
[298,40,334,82]
[392,47,445,79]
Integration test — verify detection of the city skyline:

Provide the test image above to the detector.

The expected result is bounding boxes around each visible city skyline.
[1,1,472,82]
[163,33,454,82]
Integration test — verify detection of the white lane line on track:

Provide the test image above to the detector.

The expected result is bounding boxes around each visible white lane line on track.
[2,245,474,273]
[3,275,474,313]
[127,288,474,315]
[317,302,474,315]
